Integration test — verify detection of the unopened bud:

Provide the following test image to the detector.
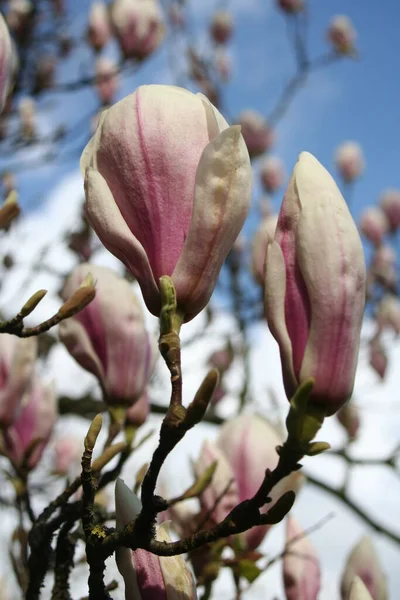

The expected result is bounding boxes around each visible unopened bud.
[0,190,20,228]
[184,369,219,426]
[20,289,47,317]
[84,413,102,451]
[58,272,95,318]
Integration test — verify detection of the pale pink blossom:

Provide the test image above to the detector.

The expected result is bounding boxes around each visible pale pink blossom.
[359,208,389,246]
[277,0,304,14]
[59,263,157,406]
[335,141,365,183]
[95,57,119,105]
[369,339,387,380]
[4,376,57,470]
[208,342,234,373]
[194,440,239,525]
[238,109,274,158]
[0,334,37,428]
[349,578,374,600]
[0,15,14,113]
[217,415,304,550]
[336,402,360,441]
[283,517,321,600]
[379,188,400,231]
[341,536,388,600]
[252,214,278,286]
[327,15,357,55]
[110,0,164,60]
[115,478,197,600]
[210,11,233,44]
[264,152,366,415]
[88,2,111,52]
[260,156,285,194]
[81,85,252,322]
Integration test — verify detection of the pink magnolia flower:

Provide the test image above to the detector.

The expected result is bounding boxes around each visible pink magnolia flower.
[87,2,111,52]
[238,109,274,158]
[217,415,304,551]
[115,478,197,600]
[335,141,365,183]
[283,517,321,600]
[208,341,234,374]
[260,156,285,194]
[359,208,389,247]
[210,11,234,45]
[81,85,252,322]
[264,152,366,416]
[252,214,278,286]
[349,578,374,600]
[379,189,400,231]
[341,536,388,600]
[327,15,357,55]
[110,0,164,61]
[277,0,304,14]
[4,375,57,470]
[95,57,119,105]
[59,263,157,406]
[336,402,360,441]
[0,15,14,113]
[0,334,37,428]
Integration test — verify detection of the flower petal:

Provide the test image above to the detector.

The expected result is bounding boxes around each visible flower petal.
[59,317,105,386]
[172,125,251,321]
[84,168,160,316]
[264,241,297,396]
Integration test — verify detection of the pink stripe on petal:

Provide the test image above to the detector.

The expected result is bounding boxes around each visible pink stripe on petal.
[133,549,168,600]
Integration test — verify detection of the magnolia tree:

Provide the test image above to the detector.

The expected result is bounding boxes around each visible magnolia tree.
[0,1,397,599]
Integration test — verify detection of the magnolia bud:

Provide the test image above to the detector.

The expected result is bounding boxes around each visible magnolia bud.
[87,2,111,52]
[376,295,400,334]
[265,153,365,415]
[283,517,321,600]
[379,188,400,231]
[59,264,157,407]
[115,479,197,600]
[335,141,365,183]
[359,207,389,247]
[260,156,285,194]
[110,0,165,61]
[217,415,303,550]
[210,11,233,44]
[336,402,360,441]
[340,536,388,600]
[327,15,357,56]
[0,335,37,428]
[277,0,304,14]
[53,436,82,475]
[369,339,387,380]
[95,57,119,105]
[4,377,57,470]
[238,109,274,158]
[81,85,251,322]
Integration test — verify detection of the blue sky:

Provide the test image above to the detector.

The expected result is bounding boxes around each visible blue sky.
[6,0,400,232]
